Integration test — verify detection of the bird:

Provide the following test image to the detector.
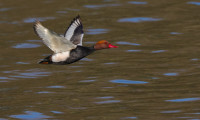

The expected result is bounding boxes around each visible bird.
[33,15,118,65]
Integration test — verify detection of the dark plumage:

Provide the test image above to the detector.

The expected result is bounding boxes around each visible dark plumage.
[34,15,117,65]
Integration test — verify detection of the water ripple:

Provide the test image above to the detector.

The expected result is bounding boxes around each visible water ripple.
[116,41,141,46]
[163,73,178,76]
[0,8,11,12]
[84,4,120,9]
[51,111,63,114]
[12,43,41,49]
[110,79,148,84]
[122,116,137,119]
[3,69,51,80]
[166,97,200,102]
[79,80,96,82]
[23,17,55,23]
[118,17,162,23]
[160,110,181,113]
[95,100,121,104]
[151,50,167,53]
[46,86,65,88]
[10,111,52,120]
[187,1,200,6]
[86,29,109,35]
[128,1,147,5]
[127,49,142,52]
[96,96,114,99]
[170,32,182,35]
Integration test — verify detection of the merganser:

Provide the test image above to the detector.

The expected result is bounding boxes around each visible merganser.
[34,15,118,65]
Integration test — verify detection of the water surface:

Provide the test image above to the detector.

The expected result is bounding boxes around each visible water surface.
[0,0,200,120]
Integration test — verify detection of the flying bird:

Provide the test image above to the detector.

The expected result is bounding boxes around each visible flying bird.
[34,15,117,65]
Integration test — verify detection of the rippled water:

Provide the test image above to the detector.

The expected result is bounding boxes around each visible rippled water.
[0,0,200,120]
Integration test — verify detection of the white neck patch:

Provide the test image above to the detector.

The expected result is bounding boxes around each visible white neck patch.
[52,51,70,62]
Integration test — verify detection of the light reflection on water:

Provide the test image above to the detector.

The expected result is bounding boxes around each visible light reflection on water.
[170,32,182,35]
[166,97,200,102]
[128,1,147,5]
[79,80,96,82]
[86,28,109,35]
[110,79,148,84]
[187,1,200,6]
[15,62,29,65]
[163,73,179,76]
[51,111,63,114]
[116,41,141,46]
[127,49,142,52]
[151,50,167,53]
[160,110,181,113]
[1,69,51,81]
[37,91,55,94]
[0,8,11,12]
[96,96,114,99]
[23,17,55,23]
[122,116,137,119]
[95,100,121,104]
[12,43,41,49]
[46,85,66,88]
[10,111,52,120]
[84,4,120,9]
[118,17,162,23]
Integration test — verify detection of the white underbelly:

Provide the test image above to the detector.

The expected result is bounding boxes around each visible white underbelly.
[52,51,70,62]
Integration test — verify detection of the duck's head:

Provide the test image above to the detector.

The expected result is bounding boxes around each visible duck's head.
[94,40,118,50]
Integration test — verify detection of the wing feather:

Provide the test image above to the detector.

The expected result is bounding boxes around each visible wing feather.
[64,15,84,46]
[34,21,76,53]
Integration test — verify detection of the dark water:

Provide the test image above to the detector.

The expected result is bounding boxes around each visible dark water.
[0,0,200,119]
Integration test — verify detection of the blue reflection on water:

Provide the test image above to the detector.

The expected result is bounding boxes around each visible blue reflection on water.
[23,17,55,23]
[160,110,181,113]
[170,32,182,35]
[116,41,140,46]
[191,58,199,61]
[118,17,162,23]
[128,1,147,4]
[10,111,52,120]
[163,73,178,76]
[46,86,65,88]
[187,1,200,5]
[127,49,142,52]
[110,79,148,84]
[81,58,93,61]
[151,50,167,53]
[12,43,41,48]
[104,62,117,65]
[122,116,137,119]
[0,8,11,12]
[95,100,121,104]
[84,4,120,9]
[51,111,63,114]
[0,118,7,120]
[8,69,51,80]
[37,91,54,94]
[79,80,96,82]
[96,96,114,99]
[86,29,109,35]
[166,97,200,102]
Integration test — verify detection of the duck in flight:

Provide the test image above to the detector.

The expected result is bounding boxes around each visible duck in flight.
[34,15,118,65]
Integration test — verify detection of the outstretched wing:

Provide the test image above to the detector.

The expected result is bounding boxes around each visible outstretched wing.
[64,15,84,46]
[34,21,76,53]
